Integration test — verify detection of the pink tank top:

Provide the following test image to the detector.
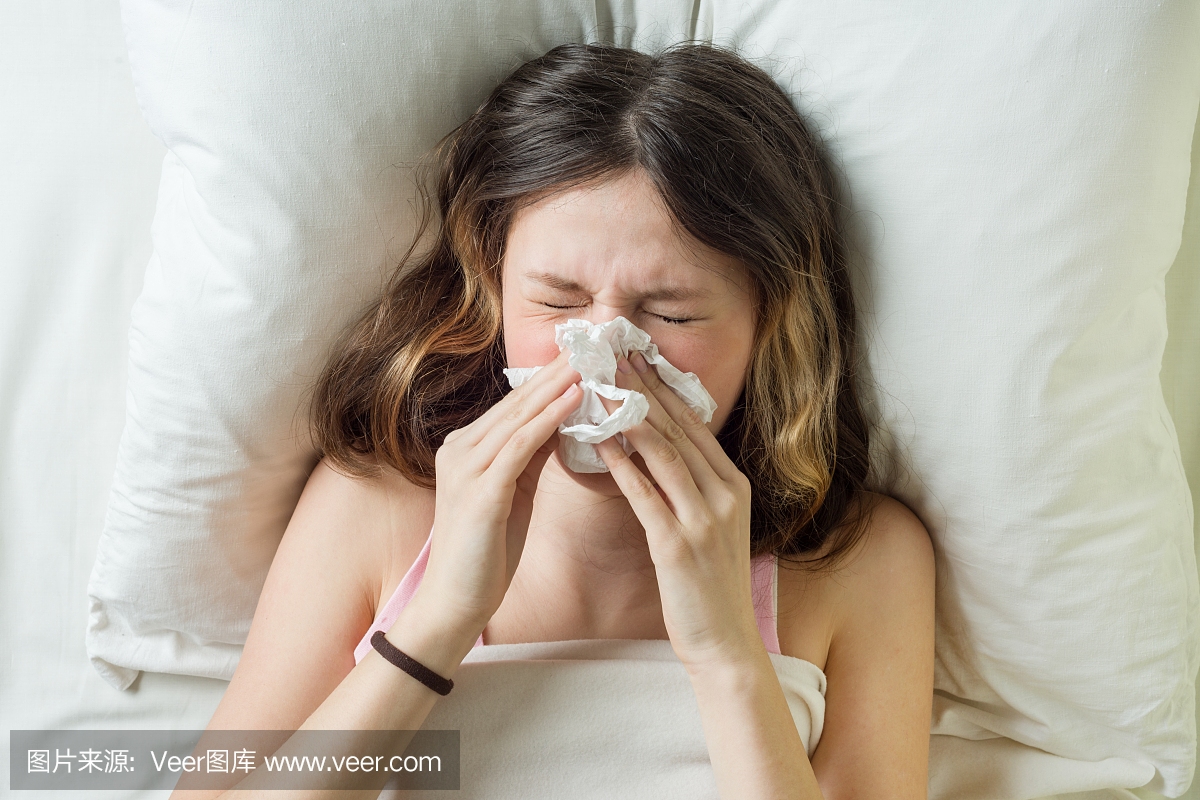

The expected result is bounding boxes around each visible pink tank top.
[353,529,781,664]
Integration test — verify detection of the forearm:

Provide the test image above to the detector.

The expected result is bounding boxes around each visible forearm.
[687,653,824,800]
[304,594,478,731]
[186,596,478,800]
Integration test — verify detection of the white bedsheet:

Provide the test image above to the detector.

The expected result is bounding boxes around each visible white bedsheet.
[381,639,827,799]
[1,1,1196,798]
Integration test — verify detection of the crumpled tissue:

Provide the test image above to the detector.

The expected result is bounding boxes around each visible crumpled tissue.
[503,316,718,473]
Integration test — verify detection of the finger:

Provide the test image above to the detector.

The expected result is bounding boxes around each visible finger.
[486,382,582,482]
[613,410,710,524]
[595,436,681,535]
[605,357,725,497]
[596,362,710,520]
[461,348,579,448]
[627,352,743,485]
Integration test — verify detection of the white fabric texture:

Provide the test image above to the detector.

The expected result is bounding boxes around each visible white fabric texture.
[0,0,231,793]
[85,0,1200,796]
[377,639,826,799]
[503,316,717,473]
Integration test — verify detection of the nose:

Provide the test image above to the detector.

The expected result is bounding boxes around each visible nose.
[578,302,632,327]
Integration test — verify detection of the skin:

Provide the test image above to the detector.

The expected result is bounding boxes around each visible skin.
[178,168,935,800]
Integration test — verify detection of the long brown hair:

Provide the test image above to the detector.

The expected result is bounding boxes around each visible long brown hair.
[312,41,874,572]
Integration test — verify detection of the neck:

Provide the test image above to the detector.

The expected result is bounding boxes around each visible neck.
[489,448,668,643]
[527,451,654,576]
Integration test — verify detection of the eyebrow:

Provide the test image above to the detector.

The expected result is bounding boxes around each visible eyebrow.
[525,271,714,302]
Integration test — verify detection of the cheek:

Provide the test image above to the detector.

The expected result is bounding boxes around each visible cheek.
[654,326,754,423]
[502,313,563,369]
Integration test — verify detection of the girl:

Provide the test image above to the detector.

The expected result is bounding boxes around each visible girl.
[185,41,935,799]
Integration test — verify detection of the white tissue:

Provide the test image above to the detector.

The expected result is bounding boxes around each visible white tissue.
[503,317,718,473]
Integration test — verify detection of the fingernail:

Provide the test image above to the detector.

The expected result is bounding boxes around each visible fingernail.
[631,353,649,373]
[616,357,633,374]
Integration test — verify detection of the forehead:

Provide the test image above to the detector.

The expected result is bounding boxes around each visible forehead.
[503,170,747,294]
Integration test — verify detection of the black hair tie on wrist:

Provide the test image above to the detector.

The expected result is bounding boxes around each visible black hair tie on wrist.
[370,630,454,696]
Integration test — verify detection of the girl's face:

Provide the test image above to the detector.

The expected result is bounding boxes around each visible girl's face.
[500,168,757,488]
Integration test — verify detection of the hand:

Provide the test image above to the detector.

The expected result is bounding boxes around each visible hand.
[415,348,583,635]
[594,353,762,672]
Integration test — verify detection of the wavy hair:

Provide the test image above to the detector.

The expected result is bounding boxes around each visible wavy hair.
[312,41,873,572]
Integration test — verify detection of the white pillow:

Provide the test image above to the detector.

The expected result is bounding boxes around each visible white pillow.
[88,0,1200,795]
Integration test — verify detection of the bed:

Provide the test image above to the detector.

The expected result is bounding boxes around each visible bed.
[2,1,1198,798]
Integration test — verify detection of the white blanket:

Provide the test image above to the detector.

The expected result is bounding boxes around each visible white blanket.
[383,639,1164,798]
[383,639,826,799]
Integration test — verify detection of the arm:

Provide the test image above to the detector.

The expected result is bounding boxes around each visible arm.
[174,349,585,799]
[169,460,479,800]
[688,495,936,800]
[593,355,825,798]
[807,495,937,799]
[598,354,934,798]
[686,653,826,799]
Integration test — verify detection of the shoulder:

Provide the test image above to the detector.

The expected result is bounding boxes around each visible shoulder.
[845,492,934,580]
[293,457,436,547]
[775,491,935,668]
[828,492,935,633]
[283,455,439,623]
[255,456,439,658]
[291,457,437,616]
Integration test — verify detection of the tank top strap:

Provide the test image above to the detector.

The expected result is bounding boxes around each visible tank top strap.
[750,551,782,654]
[353,529,484,665]
[355,531,782,664]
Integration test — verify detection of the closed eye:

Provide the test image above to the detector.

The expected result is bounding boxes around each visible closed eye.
[540,303,692,325]
[653,314,691,325]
